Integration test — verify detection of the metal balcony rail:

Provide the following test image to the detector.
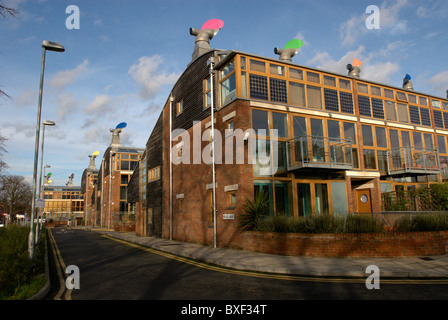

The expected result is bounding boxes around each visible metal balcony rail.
[386,147,440,176]
[285,135,354,171]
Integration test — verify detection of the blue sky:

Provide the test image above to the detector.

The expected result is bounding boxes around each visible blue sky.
[1,0,447,186]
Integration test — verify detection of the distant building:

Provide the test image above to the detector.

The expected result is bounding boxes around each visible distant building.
[42,185,84,225]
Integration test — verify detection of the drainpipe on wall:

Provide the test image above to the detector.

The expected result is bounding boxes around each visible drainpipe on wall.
[109,151,115,230]
[101,158,104,227]
[169,94,174,240]
[208,56,217,248]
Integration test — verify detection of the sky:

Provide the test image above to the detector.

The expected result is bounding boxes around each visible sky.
[1,0,447,187]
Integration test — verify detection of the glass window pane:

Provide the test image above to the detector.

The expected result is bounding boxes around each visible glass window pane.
[385,101,396,121]
[358,83,368,93]
[384,89,394,99]
[364,149,377,169]
[289,82,305,106]
[327,120,340,139]
[289,68,303,80]
[424,133,433,150]
[324,75,336,87]
[307,72,320,83]
[270,64,285,76]
[315,183,329,215]
[371,86,381,96]
[419,96,428,106]
[362,125,374,146]
[401,131,411,147]
[343,122,356,144]
[296,183,311,217]
[408,94,417,104]
[221,59,235,78]
[307,85,322,109]
[250,59,266,72]
[413,132,422,149]
[252,109,269,136]
[221,73,236,105]
[397,103,409,123]
[375,127,387,148]
[293,116,307,137]
[438,136,447,154]
[272,112,288,138]
[339,79,351,90]
[274,181,292,216]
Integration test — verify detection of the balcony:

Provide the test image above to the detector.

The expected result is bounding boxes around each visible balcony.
[386,147,440,176]
[285,135,354,171]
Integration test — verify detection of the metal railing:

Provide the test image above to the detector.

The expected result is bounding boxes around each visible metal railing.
[386,147,440,175]
[285,135,354,171]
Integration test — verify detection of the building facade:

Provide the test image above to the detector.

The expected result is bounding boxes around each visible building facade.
[126,39,448,249]
[43,185,84,225]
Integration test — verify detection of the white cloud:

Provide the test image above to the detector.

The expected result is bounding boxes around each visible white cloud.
[84,94,112,115]
[307,45,400,85]
[428,71,448,98]
[49,59,89,91]
[56,93,78,120]
[128,55,179,101]
[339,0,410,47]
[14,88,36,107]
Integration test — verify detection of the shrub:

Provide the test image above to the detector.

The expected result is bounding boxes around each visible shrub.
[237,190,270,232]
[253,214,383,234]
[0,225,46,300]
[394,212,448,232]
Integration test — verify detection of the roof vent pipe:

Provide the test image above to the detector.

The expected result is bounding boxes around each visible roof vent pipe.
[88,151,100,171]
[274,39,303,62]
[446,89,448,99]
[110,122,127,149]
[190,19,224,61]
[403,74,413,90]
[347,59,362,78]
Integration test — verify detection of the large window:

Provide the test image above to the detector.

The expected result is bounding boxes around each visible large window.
[220,59,236,106]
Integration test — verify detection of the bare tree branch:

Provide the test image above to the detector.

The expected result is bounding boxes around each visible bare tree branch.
[0,2,18,18]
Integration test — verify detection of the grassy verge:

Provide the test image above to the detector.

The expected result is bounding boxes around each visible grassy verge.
[0,225,46,300]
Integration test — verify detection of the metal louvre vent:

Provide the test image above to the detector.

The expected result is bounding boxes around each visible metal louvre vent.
[249,74,268,101]
[358,95,371,117]
[444,112,448,129]
[433,110,444,128]
[371,98,384,119]
[420,108,431,126]
[270,78,287,103]
[324,88,339,111]
[339,92,354,114]
[409,105,420,125]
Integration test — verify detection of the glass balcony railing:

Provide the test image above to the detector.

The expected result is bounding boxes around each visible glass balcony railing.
[285,135,354,171]
[386,147,440,175]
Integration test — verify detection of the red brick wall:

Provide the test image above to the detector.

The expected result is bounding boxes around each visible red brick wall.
[234,231,448,257]
[163,100,253,246]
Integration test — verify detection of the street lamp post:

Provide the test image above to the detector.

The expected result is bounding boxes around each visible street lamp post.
[35,121,55,245]
[28,41,64,260]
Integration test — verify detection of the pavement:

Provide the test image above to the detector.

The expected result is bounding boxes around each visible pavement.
[77,226,448,279]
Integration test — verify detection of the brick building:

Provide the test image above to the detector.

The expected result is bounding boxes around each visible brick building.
[42,185,84,225]
[127,25,448,249]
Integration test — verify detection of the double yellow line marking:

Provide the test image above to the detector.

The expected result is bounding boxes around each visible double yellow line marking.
[102,235,448,285]
[48,229,72,300]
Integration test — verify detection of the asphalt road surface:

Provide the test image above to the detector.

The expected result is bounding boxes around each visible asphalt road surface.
[45,226,448,312]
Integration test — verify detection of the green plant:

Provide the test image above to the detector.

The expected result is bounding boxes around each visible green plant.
[394,212,448,232]
[237,190,270,232]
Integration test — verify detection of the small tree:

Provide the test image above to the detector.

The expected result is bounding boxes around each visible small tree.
[237,190,270,232]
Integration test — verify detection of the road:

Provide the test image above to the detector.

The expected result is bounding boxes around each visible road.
[46,226,448,310]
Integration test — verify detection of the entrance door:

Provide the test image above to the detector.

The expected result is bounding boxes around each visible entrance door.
[356,189,372,213]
